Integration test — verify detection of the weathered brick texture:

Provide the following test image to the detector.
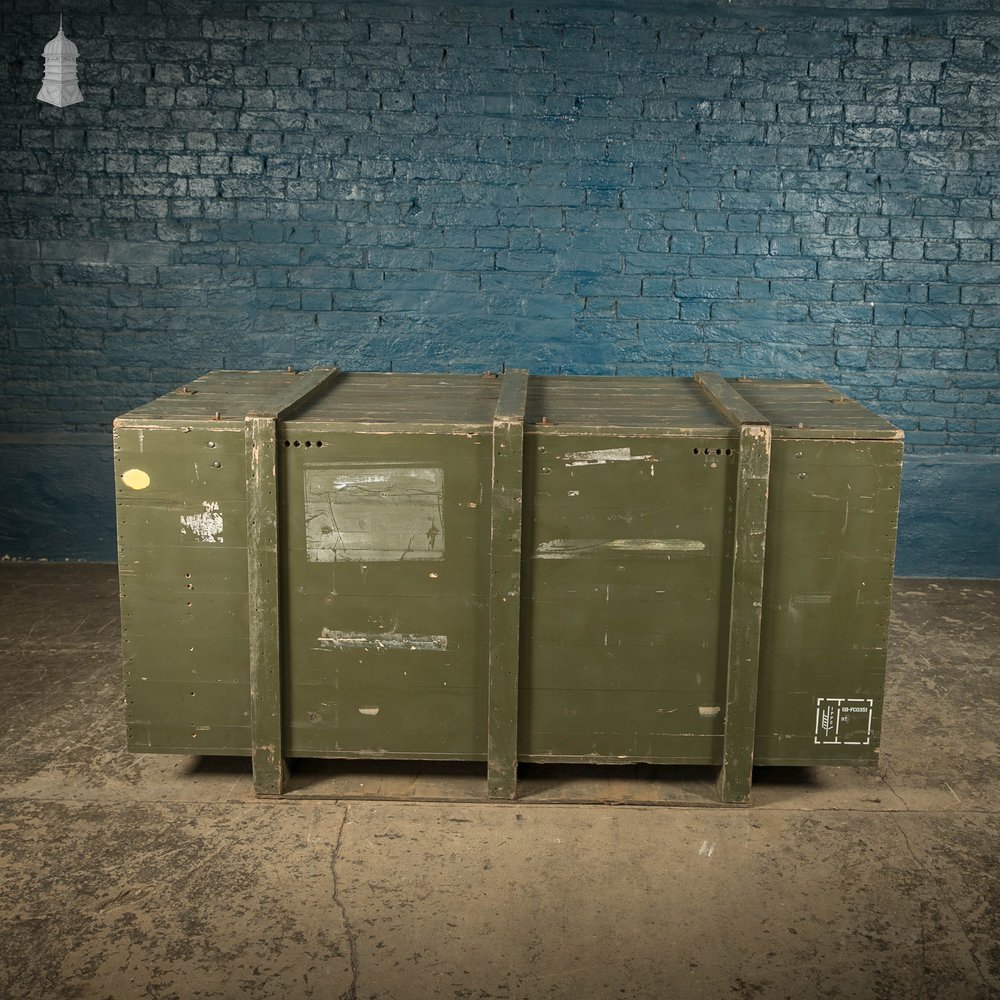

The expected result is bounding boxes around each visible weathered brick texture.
[1,0,998,456]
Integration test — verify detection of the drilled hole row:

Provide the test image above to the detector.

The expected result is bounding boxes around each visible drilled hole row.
[693,447,733,456]
[283,439,324,448]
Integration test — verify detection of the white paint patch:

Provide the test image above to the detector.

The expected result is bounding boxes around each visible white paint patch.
[535,538,706,558]
[358,706,380,716]
[699,841,715,858]
[305,466,445,562]
[791,592,833,606]
[698,706,721,718]
[180,501,223,543]
[563,447,654,466]
[315,628,448,652]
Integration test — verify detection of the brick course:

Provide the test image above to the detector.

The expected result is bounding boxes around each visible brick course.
[0,0,997,456]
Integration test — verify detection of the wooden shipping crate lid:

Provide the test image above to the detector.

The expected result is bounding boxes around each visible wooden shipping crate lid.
[291,372,502,428]
[116,369,901,442]
[115,369,305,425]
[730,379,902,441]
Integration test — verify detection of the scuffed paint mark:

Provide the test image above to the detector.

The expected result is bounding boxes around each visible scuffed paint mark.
[358,706,380,716]
[699,706,721,718]
[567,490,580,497]
[791,592,833,606]
[788,593,836,624]
[180,501,223,543]
[535,538,706,558]
[699,840,715,858]
[315,628,448,652]
[563,447,655,466]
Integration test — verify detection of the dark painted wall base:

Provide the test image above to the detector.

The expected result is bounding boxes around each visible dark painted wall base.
[896,454,1000,579]
[0,437,116,563]
[1,437,996,577]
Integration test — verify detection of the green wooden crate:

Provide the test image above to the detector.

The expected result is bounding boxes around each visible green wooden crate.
[114,369,902,803]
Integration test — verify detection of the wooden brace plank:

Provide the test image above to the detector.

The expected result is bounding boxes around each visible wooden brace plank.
[246,367,341,796]
[487,369,530,799]
[718,420,771,803]
[694,371,770,428]
[694,373,771,804]
[248,366,341,421]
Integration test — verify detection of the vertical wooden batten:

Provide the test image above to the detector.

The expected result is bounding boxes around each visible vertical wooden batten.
[487,369,530,799]
[695,372,772,804]
[245,367,341,796]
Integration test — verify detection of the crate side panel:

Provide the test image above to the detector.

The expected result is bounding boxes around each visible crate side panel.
[115,425,251,756]
[280,429,493,758]
[520,432,735,762]
[755,438,902,765]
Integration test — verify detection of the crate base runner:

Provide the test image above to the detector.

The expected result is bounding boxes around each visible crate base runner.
[182,757,875,807]
[115,369,903,804]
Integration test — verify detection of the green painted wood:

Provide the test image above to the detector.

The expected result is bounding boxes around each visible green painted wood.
[118,369,903,802]
[291,372,501,425]
[719,420,771,803]
[695,371,770,427]
[525,375,732,432]
[245,368,341,796]
[518,430,732,762]
[753,436,903,767]
[115,423,252,758]
[246,415,286,795]
[278,427,492,762]
[696,373,772,804]
[728,379,903,441]
[249,367,342,421]
[488,369,529,799]
[121,371,303,422]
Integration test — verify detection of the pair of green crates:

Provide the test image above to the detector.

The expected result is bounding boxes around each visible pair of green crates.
[115,369,902,803]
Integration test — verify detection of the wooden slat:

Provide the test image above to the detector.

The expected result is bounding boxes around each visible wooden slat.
[727,379,903,440]
[246,415,285,796]
[717,419,771,803]
[121,371,301,420]
[291,372,502,425]
[525,376,731,431]
[246,368,341,796]
[487,369,529,799]
[250,366,341,420]
[694,371,770,427]
[693,373,772,804]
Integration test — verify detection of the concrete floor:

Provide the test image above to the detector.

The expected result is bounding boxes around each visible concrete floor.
[0,564,997,1000]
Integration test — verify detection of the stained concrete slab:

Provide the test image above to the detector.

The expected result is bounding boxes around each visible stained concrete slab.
[0,564,997,999]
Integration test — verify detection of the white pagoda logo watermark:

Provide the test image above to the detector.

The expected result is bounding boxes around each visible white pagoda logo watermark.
[37,17,83,108]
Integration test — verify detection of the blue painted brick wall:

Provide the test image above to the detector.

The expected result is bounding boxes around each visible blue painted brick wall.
[1,0,998,570]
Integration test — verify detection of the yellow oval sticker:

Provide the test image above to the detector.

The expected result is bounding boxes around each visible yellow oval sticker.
[122,469,151,490]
